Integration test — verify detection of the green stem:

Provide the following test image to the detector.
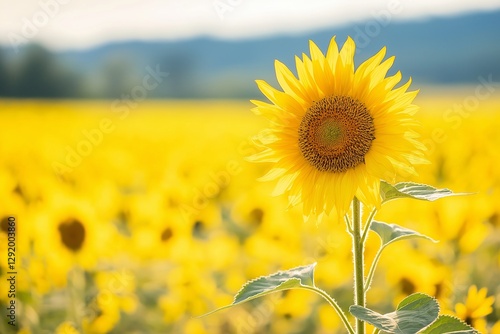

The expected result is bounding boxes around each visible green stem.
[364,246,385,292]
[301,286,355,334]
[361,207,378,293]
[68,266,85,332]
[345,214,353,234]
[352,197,365,334]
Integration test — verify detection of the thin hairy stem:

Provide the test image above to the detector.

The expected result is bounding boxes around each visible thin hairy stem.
[300,286,355,334]
[352,197,366,334]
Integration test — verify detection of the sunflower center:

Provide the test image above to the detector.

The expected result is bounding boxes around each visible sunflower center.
[316,119,343,146]
[161,227,173,242]
[58,218,86,252]
[298,95,375,173]
[0,216,9,233]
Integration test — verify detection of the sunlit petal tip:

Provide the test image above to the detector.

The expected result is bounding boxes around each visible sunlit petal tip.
[302,214,312,224]
[251,132,277,146]
[250,102,267,111]
[301,52,311,63]
[287,195,300,208]
[308,40,318,50]
[245,149,278,163]
[309,40,325,61]
[345,36,355,47]
[404,77,413,89]
[341,37,356,54]
[258,168,287,182]
[326,36,339,56]
[255,79,291,106]
[339,37,356,69]
[315,212,327,226]
[255,79,272,95]
[371,46,387,64]
[255,79,270,88]
[340,38,354,52]
[294,54,303,65]
[385,55,396,66]
[274,59,288,73]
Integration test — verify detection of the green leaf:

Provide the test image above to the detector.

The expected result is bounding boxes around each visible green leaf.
[199,263,316,317]
[349,293,439,334]
[381,181,467,204]
[419,315,478,334]
[233,263,316,303]
[370,220,437,248]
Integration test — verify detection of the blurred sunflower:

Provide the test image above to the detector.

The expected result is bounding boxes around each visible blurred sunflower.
[55,321,80,334]
[454,285,495,331]
[83,280,138,334]
[492,321,500,334]
[0,184,29,261]
[249,36,427,220]
[382,244,450,304]
[30,194,120,288]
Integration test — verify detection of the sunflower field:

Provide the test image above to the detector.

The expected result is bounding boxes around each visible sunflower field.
[0,93,499,333]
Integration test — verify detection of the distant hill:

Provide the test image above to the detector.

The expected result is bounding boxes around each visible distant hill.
[1,9,499,99]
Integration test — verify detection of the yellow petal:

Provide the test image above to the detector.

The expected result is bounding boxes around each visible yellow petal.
[274,60,309,104]
[326,36,339,70]
[309,40,326,62]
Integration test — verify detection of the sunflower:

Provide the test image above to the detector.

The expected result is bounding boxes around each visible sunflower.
[454,285,495,330]
[29,192,121,290]
[249,36,427,220]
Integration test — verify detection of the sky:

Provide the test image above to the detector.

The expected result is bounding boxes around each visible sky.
[1,0,500,51]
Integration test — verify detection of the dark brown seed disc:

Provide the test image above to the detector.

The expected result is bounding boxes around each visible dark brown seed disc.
[58,218,86,252]
[298,95,375,173]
